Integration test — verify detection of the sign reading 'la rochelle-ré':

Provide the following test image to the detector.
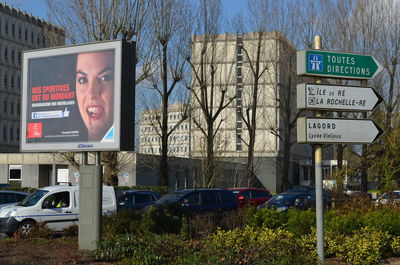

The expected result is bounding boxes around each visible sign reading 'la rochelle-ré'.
[297,50,383,80]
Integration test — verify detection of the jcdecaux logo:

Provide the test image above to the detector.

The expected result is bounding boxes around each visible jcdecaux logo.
[77,144,93,148]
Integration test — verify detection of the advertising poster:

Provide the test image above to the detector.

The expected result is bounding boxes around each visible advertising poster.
[20,40,134,152]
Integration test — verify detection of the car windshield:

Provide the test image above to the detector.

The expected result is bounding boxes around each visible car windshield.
[155,191,187,204]
[18,190,49,207]
[268,193,298,205]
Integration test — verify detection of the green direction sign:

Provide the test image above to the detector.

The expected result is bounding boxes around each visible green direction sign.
[297,50,383,80]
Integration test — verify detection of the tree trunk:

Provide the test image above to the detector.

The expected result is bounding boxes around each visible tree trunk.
[159,43,169,187]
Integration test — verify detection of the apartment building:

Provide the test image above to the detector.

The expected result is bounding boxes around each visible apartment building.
[189,32,311,191]
[139,103,191,158]
[0,3,64,153]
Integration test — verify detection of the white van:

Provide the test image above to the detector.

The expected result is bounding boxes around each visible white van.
[0,184,116,236]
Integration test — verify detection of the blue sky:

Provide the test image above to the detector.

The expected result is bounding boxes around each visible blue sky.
[2,0,246,22]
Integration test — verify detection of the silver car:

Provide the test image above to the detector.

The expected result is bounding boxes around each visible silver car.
[376,190,400,205]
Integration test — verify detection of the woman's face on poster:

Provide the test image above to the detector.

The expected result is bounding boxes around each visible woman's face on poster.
[76,51,114,141]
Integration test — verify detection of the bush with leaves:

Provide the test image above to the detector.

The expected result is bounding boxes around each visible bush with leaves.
[286,208,315,236]
[246,207,287,229]
[324,210,363,235]
[331,227,391,265]
[209,225,316,265]
[363,208,400,236]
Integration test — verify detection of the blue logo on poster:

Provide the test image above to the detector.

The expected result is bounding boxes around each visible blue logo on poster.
[308,54,322,71]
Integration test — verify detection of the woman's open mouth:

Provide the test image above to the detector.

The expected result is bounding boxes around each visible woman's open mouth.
[86,105,104,120]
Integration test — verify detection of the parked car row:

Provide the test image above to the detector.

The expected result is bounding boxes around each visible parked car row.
[5,184,384,237]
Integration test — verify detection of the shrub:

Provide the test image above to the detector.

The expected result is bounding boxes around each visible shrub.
[103,210,143,237]
[246,207,287,229]
[325,210,363,235]
[286,208,315,236]
[93,233,192,264]
[363,208,400,236]
[141,204,186,234]
[332,227,390,265]
[62,225,78,237]
[28,222,54,238]
[209,226,315,265]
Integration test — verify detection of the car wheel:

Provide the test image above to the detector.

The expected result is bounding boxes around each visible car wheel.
[18,220,35,236]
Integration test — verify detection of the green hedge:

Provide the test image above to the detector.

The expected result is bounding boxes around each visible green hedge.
[94,204,400,264]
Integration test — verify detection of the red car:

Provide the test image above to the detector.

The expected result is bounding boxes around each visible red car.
[229,188,272,207]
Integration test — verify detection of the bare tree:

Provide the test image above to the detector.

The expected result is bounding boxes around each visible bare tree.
[185,0,236,187]
[136,0,192,186]
[46,0,150,185]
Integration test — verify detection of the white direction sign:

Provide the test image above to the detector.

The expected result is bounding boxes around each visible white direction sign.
[297,117,383,144]
[297,83,382,111]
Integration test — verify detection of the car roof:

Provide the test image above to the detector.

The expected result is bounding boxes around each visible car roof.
[228,188,268,191]
[118,189,157,194]
[0,190,29,195]
[174,188,229,192]
[39,184,113,193]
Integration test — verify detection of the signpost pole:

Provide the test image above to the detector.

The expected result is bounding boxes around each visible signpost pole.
[314,35,325,263]
[361,79,368,193]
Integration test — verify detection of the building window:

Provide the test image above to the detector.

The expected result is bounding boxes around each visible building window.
[5,22,8,35]
[17,77,20,89]
[3,100,7,113]
[16,127,20,141]
[37,36,40,46]
[11,50,14,63]
[25,29,28,41]
[237,67,242,77]
[17,102,20,115]
[11,75,14,88]
[4,74,7,88]
[4,47,7,61]
[18,51,21,65]
[10,102,14,114]
[9,165,21,181]
[9,127,13,141]
[3,126,6,141]
[18,27,21,39]
[31,32,34,43]
[11,24,15,37]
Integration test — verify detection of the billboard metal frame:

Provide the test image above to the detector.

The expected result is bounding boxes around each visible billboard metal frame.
[20,40,135,152]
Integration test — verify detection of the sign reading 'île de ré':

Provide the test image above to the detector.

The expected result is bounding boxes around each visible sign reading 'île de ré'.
[297,117,383,144]
[297,50,383,80]
[297,83,382,112]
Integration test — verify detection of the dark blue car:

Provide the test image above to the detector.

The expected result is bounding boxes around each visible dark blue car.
[258,188,331,212]
[152,188,238,213]
[117,190,160,210]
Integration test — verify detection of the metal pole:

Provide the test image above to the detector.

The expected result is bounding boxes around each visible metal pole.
[82,152,88,166]
[314,35,325,263]
[93,151,102,246]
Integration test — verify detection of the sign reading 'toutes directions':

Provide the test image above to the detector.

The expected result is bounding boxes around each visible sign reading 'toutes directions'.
[297,83,382,111]
[297,50,383,79]
[297,117,383,144]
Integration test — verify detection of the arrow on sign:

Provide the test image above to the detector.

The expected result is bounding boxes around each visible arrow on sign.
[297,83,382,111]
[297,50,383,80]
[297,117,383,144]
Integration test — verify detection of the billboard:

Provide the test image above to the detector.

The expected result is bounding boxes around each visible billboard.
[21,40,135,152]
